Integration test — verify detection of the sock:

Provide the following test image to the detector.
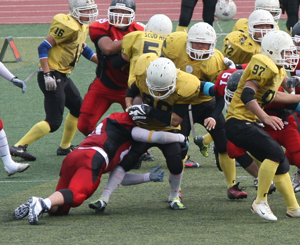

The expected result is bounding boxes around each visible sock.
[203,133,213,145]
[43,198,52,209]
[176,25,188,32]
[15,121,50,146]
[273,173,300,211]
[219,152,236,188]
[168,171,183,201]
[256,159,278,203]
[121,173,150,185]
[0,129,17,172]
[60,113,78,149]
[100,166,126,203]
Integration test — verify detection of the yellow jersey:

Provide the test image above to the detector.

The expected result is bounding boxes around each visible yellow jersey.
[226,54,287,122]
[40,14,89,74]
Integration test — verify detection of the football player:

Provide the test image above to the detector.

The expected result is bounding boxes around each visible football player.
[163,22,247,200]
[223,9,276,64]
[89,54,216,211]
[0,62,29,176]
[280,0,300,34]
[77,0,145,136]
[232,0,281,33]
[13,111,188,225]
[10,0,99,161]
[225,30,300,221]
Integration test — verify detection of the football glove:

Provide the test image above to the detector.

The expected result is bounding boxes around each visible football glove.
[223,57,236,69]
[44,72,57,91]
[286,76,300,88]
[149,165,164,182]
[128,104,152,124]
[11,77,27,93]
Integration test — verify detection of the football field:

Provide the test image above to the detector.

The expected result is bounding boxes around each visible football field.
[0,20,299,244]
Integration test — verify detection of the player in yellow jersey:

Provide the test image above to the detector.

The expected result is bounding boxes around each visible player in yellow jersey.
[232,0,281,33]
[223,10,276,64]
[89,53,216,210]
[225,30,300,221]
[163,21,248,199]
[10,0,98,161]
[120,14,173,86]
[224,9,276,64]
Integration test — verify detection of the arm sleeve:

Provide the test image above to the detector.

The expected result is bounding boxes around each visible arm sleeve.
[131,127,185,143]
[0,62,15,81]
[210,96,225,120]
[38,40,52,59]
[81,44,95,60]
[126,82,140,98]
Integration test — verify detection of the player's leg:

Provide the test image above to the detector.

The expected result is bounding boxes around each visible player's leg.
[0,119,29,176]
[10,71,65,161]
[177,0,198,32]
[58,77,82,155]
[202,0,217,26]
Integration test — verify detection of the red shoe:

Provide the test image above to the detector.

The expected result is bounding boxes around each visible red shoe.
[227,182,248,200]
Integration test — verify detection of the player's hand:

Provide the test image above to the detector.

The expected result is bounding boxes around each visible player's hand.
[128,104,152,124]
[11,77,27,93]
[286,76,300,88]
[263,115,284,131]
[149,165,164,182]
[44,73,57,91]
[223,57,236,69]
[204,117,216,131]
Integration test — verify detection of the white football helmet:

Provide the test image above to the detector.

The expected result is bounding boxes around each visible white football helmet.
[108,0,136,27]
[261,30,299,72]
[248,9,276,42]
[69,0,98,25]
[145,14,173,36]
[255,0,281,24]
[215,0,237,21]
[186,22,216,60]
[146,58,177,100]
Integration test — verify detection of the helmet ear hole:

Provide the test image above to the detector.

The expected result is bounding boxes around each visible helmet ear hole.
[145,58,177,100]
[69,0,98,25]
[215,0,237,21]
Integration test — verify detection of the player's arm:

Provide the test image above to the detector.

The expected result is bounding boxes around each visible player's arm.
[81,43,97,64]
[274,91,300,104]
[110,53,129,69]
[125,82,140,110]
[97,36,122,56]
[0,62,26,93]
[38,35,56,74]
[242,80,284,130]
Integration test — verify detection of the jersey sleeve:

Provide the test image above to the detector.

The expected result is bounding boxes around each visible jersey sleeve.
[122,31,141,60]
[232,18,248,33]
[89,19,110,43]
[162,32,187,60]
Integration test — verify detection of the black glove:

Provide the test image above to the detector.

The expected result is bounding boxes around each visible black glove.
[128,104,152,124]
[286,76,300,88]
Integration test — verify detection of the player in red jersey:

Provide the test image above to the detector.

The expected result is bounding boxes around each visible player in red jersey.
[77,0,144,136]
[14,112,187,225]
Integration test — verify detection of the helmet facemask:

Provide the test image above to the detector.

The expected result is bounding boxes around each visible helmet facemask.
[108,4,135,27]
[69,0,98,25]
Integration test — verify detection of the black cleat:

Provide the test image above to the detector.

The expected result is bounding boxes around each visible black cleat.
[10,145,36,161]
[57,145,75,156]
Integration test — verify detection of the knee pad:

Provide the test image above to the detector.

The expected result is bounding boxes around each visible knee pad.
[276,156,290,175]
[48,118,63,132]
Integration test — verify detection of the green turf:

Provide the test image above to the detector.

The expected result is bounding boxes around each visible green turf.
[0,20,299,244]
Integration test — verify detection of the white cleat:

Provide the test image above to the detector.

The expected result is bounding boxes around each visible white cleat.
[286,209,300,218]
[251,199,277,221]
[5,162,30,177]
[28,196,48,225]
[292,172,300,193]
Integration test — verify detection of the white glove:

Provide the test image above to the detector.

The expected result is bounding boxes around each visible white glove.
[128,104,152,124]
[11,77,27,93]
[44,73,57,91]
[223,57,236,69]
